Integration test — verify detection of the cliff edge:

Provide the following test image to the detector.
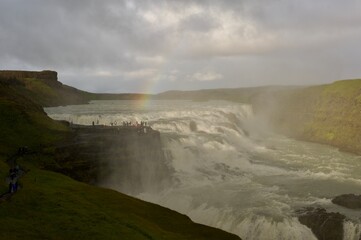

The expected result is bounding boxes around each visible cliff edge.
[53,125,173,195]
[0,70,91,107]
[0,70,58,81]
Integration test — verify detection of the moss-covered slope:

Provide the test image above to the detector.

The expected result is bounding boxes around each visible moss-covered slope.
[0,70,153,107]
[0,72,92,109]
[253,79,361,154]
[0,77,68,155]
[303,80,361,154]
[0,160,239,240]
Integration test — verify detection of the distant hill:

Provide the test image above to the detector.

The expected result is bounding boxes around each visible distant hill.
[0,70,152,107]
[0,70,91,107]
[154,86,300,103]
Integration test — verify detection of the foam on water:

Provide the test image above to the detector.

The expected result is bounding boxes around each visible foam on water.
[344,221,361,240]
[45,100,361,239]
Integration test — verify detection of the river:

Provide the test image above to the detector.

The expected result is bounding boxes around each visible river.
[45,100,361,240]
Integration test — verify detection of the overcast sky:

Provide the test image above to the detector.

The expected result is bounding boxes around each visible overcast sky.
[1,0,361,93]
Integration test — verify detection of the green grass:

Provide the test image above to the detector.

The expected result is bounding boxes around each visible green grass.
[305,80,361,152]
[0,82,68,155]
[322,79,361,99]
[23,78,58,96]
[0,158,238,240]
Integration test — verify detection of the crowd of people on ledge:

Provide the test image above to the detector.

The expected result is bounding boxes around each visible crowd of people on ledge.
[69,117,152,135]
[90,120,149,128]
[122,121,148,127]
[121,121,150,134]
[88,119,151,135]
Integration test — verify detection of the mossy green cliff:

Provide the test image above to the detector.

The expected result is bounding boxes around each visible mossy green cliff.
[252,79,361,154]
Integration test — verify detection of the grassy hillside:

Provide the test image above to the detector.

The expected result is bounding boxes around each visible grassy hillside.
[0,157,239,240]
[303,80,361,153]
[0,76,240,239]
[154,86,296,103]
[253,79,361,154]
[19,77,91,107]
[0,77,68,155]
[0,71,152,107]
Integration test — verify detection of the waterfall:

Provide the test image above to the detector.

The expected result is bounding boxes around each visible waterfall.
[45,100,361,240]
[343,221,361,240]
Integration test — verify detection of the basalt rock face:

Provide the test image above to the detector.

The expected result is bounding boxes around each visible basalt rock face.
[53,125,173,195]
[332,194,361,209]
[297,207,346,240]
[0,70,57,81]
[0,70,93,107]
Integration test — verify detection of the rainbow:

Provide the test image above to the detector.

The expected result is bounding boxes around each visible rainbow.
[134,61,167,110]
[133,43,182,109]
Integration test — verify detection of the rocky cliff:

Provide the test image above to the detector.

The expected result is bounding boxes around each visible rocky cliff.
[0,70,92,107]
[296,207,346,240]
[252,79,361,155]
[53,125,173,194]
[0,70,57,81]
[0,70,153,106]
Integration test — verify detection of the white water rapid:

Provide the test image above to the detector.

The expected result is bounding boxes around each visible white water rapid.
[45,100,361,240]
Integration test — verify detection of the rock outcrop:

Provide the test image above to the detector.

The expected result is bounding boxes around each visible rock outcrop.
[0,69,93,107]
[332,194,361,209]
[297,207,346,240]
[0,70,57,81]
[53,125,173,194]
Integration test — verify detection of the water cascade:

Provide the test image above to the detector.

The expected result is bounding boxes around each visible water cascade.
[46,100,361,240]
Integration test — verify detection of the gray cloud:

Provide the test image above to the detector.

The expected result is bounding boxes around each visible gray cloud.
[179,12,220,33]
[1,0,361,93]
